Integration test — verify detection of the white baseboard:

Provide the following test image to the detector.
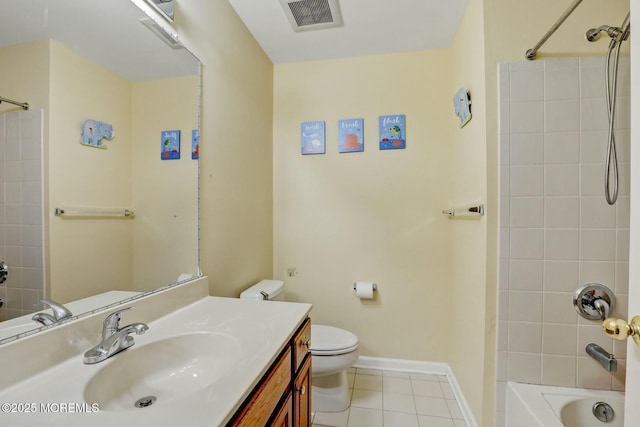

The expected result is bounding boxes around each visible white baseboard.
[353,356,478,427]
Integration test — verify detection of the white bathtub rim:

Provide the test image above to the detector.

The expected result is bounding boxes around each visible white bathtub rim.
[507,381,625,427]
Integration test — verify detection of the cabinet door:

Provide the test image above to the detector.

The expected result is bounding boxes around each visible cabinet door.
[230,348,292,427]
[270,393,293,427]
[293,319,311,372]
[294,355,311,427]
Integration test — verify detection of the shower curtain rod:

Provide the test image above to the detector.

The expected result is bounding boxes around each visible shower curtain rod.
[525,0,584,60]
[0,96,29,110]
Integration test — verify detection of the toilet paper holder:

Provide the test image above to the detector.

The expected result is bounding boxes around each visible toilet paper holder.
[353,283,377,291]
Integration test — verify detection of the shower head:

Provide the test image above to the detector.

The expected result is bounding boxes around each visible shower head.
[586,25,619,42]
[585,27,606,42]
[586,12,630,43]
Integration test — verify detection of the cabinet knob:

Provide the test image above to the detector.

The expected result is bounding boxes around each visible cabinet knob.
[297,385,306,395]
[299,339,311,348]
[602,316,640,345]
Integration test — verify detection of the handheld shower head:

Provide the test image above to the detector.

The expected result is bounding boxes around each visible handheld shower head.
[619,12,630,40]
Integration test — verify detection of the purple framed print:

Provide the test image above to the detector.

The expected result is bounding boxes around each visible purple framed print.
[301,121,325,155]
[379,114,406,150]
[338,118,364,153]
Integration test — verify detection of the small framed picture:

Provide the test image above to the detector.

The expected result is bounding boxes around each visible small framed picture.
[191,129,199,159]
[161,130,180,160]
[338,118,364,153]
[379,115,406,150]
[301,121,325,155]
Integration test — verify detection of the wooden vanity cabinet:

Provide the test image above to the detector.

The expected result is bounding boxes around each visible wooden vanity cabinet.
[227,318,311,427]
[293,355,311,427]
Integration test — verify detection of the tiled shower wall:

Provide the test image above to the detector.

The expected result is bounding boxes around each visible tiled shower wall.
[496,57,630,425]
[0,109,44,321]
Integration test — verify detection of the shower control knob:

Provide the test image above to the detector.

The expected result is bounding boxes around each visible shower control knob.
[602,316,640,345]
[0,259,7,284]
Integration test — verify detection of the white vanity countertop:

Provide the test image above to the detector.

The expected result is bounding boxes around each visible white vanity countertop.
[0,291,142,341]
[0,296,312,427]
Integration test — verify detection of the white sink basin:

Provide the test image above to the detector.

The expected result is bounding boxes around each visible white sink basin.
[84,332,241,411]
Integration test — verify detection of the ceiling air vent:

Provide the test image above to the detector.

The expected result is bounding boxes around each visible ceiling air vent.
[279,0,343,32]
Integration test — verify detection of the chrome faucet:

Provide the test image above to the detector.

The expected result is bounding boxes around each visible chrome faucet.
[83,307,149,364]
[32,299,73,325]
[586,343,617,372]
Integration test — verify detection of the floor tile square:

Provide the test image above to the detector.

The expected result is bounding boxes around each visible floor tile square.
[414,396,451,418]
[383,370,411,379]
[384,411,420,427]
[446,399,463,419]
[412,379,445,398]
[355,368,382,376]
[383,376,413,394]
[347,407,383,427]
[383,392,416,413]
[440,382,455,399]
[350,389,383,410]
[313,408,349,427]
[410,372,440,382]
[353,373,383,391]
[418,415,455,427]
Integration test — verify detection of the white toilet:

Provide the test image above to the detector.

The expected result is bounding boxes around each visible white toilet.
[240,280,359,412]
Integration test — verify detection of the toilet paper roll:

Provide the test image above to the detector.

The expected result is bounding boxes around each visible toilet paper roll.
[355,282,375,299]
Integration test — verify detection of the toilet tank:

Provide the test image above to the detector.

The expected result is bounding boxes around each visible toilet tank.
[239,280,285,301]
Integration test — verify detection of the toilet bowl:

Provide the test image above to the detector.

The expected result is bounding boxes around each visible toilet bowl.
[240,280,359,412]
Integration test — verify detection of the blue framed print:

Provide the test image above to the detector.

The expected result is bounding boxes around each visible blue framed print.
[338,118,364,153]
[161,130,180,160]
[301,121,325,155]
[379,115,406,150]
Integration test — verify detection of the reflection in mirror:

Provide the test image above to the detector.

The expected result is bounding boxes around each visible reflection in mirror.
[145,0,176,22]
[0,0,200,343]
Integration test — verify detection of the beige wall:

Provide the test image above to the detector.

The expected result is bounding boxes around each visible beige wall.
[449,0,490,423]
[0,41,50,114]
[175,0,274,297]
[131,76,199,291]
[48,41,134,302]
[273,52,454,360]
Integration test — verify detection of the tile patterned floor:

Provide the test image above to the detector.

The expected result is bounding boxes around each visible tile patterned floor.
[311,368,469,427]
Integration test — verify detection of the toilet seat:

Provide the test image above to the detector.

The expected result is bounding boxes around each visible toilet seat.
[311,324,359,356]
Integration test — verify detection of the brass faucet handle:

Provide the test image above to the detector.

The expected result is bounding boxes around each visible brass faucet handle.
[602,316,640,345]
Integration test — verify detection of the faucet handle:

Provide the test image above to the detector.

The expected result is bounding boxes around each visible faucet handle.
[103,307,135,338]
[41,299,72,321]
[603,316,640,345]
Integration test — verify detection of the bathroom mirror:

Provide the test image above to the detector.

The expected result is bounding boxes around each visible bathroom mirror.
[0,0,200,343]
[145,0,175,22]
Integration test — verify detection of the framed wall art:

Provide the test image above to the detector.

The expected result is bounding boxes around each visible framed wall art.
[338,118,364,153]
[301,121,325,155]
[379,114,406,150]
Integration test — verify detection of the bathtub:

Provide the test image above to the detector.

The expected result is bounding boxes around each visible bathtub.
[506,382,625,427]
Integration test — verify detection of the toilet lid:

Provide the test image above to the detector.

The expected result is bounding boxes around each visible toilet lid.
[310,324,359,356]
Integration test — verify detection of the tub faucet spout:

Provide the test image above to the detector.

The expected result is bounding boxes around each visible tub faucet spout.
[585,343,617,372]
